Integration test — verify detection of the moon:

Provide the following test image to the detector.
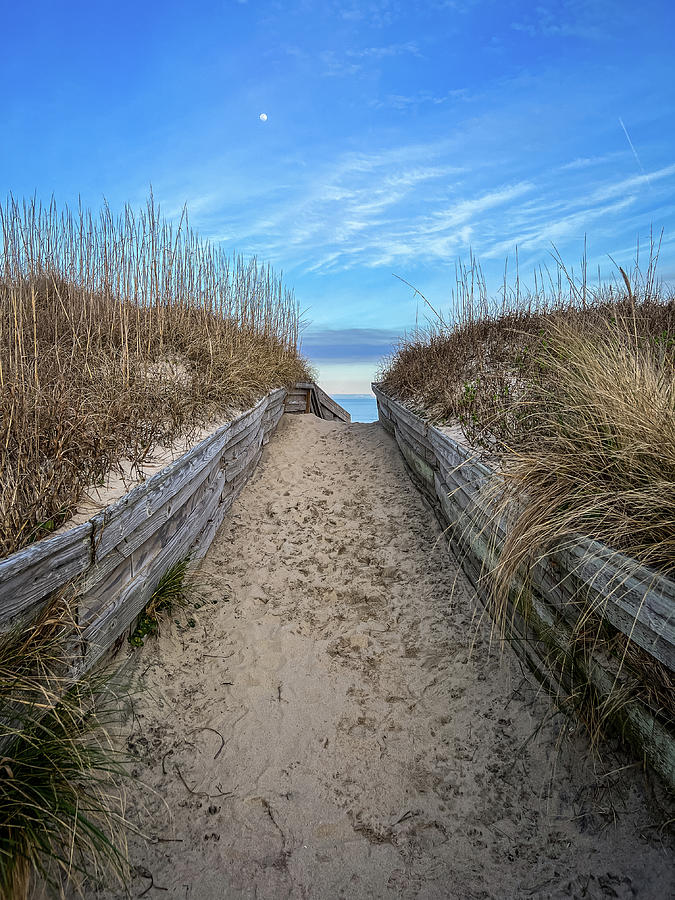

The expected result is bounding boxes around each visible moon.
[259,113,268,122]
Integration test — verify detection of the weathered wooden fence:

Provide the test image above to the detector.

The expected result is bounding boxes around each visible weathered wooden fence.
[373,384,675,786]
[0,388,287,673]
[285,382,351,422]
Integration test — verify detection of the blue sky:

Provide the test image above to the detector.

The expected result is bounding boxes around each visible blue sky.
[2,1,674,392]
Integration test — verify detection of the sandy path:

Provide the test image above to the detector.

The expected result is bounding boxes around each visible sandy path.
[109,415,673,899]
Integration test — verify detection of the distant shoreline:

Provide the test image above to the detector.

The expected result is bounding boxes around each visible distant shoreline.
[330,393,378,423]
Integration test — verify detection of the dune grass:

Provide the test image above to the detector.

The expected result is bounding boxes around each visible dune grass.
[380,243,675,579]
[380,243,675,748]
[0,194,311,559]
[0,595,130,899]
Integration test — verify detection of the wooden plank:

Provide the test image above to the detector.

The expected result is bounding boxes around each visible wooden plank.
[191,438,265,562]
[375,390,427,438]
[79,461,232,672]
[1,387,286,671]
[78,426,233,604]
[379,413,395,435]
[438,468,672,661]
[264,396,285,420]
[394,416,437,466]
[0,522,93,628]
[224,432,264,483]
[83,422,262,670]
[180,442,263,565]
[524,590,675,787]
[91,400,267,560]
[440,451,675,668]
[263,411,283,433]
[395,427,436,492]
[382,382,675,673]
[554,540,675,670]
[377,396,395,433]
[438,475,589,628]
[292,382,350,422]
[265,395,285,420]
[374,384,675,779]
[263,405,284,444]
[430,428,493,481]
[311,383,351,423]
[92,438,225,573]
[267,388,286,406]
[221,419,263,462]
[0,389,279,630]
[80,454,230,623]
[101,432,224,566]
[221,414,266,453]
[439,466,506,539]
[309,389,322,419]
[129,466,227,578]
[286,383,350,423]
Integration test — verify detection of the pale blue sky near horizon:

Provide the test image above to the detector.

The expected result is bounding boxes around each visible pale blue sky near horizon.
[2,1,674,393]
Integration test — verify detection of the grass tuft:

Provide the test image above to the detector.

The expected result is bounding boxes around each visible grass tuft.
[129,557,192,647]
[0,596,131,899]
[490,314,675,592]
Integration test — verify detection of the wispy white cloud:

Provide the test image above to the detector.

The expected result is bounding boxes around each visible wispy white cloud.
[384,165,465,187]
[319,40,421,77]
[318,50,362,77]
[347,41,421,59]
[511,1,628,41]
[482,197,637,259]
[586,163,675,204]
[417,183,535,236]
[558,153,622,171]
[333,0,398,27]
[181,134,674,283]
[162,132,675,290]
[371,88,469,110]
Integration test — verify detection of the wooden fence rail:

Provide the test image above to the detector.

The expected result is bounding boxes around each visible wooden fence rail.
[0,388,287,674]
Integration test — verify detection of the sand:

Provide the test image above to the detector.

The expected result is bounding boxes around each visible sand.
[102,414,673,899]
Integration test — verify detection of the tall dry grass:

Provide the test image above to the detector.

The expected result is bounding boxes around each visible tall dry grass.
[380,243,675,745]
[382,247,672,445]
[380,242,675,578]
[0,194,311,558]
[492,314,675,588]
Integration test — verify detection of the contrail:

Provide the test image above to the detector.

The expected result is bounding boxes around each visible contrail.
[619,116,650,184]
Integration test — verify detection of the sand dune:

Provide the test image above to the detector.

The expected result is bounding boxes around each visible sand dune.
[104,414,673,899]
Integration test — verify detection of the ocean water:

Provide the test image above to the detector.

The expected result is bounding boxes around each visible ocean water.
[331,394,379,423]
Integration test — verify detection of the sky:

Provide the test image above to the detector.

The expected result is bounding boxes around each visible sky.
[2,0,674,393]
